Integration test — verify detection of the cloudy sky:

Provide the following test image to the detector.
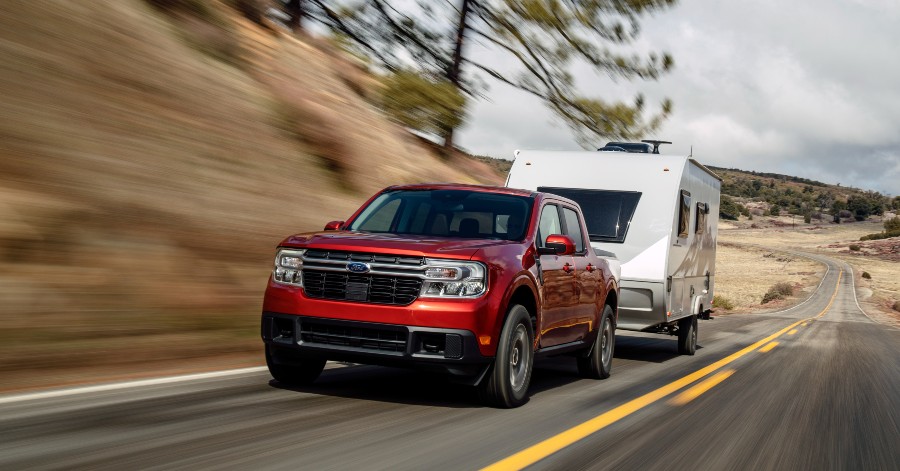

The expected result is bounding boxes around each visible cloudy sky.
[457,0,900,196]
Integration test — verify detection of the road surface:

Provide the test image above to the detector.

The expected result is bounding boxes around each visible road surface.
[2,253,898,470]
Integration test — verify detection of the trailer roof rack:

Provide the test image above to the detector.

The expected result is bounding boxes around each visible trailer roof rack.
[598,140,673,154]
[641,140,673,154]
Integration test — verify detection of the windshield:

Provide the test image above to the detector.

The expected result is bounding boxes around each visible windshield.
[348,189,533,240]
[538,187,641,243]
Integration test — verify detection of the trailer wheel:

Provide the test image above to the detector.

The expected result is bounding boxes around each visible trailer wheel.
[577,305,615,379]
[265,345,326,386]
[677,315,698,355]
[478,304,534,408]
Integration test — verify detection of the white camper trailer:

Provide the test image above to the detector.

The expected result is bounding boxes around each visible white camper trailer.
[506,149,721,355]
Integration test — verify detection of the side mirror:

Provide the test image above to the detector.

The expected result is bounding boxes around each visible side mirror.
[324,220,344,231]
[537,234,576,256]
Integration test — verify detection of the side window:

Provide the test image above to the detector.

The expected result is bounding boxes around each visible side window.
[677,190,691,239]
[562,207,585,253]
[695,202,707,234]
[538,204,562,246]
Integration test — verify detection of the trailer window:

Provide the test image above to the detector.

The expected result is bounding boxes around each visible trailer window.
[678,190,691,238]
[537,187,641,243]
[695,202,708,234]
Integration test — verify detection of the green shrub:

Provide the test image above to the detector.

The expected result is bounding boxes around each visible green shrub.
[849,244,861,251]
[762,282,794,304]
[719,195,742,221]
[860,228,900,241]
[862,272,871,279]
[885,217,900,232]
[712,295,734,310]
[382,70,467,140]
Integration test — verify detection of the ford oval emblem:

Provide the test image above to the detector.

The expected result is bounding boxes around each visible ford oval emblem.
[347,262,370,273]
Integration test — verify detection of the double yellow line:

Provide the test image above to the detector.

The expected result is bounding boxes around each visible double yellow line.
[482,269,842,471]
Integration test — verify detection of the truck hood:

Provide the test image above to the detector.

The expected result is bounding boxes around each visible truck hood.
[280,231,519,259]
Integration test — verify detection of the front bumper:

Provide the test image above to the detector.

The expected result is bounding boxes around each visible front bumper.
[262,313,492,380]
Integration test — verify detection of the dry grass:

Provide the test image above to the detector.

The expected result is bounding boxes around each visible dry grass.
[718,215,900,328]
[714,241,824,312]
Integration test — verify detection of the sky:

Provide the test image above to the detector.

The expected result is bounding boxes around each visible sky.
[456,0,900,196]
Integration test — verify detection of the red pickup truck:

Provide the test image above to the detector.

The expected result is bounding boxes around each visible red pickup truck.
[262,184,618,407]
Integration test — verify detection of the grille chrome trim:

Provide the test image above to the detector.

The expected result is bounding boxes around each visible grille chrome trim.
[302,250,427,278]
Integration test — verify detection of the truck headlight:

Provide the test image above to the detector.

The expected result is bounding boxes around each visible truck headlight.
[420,259,486,298]
[273,248,305,286]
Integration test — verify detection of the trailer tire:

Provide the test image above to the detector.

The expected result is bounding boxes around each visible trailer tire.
[265,345,326,386]
[478,304,534,408]
[677,315,698,355]
[577,305,615,379]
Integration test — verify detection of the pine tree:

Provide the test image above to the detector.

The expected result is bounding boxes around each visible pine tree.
[292,0,677,151]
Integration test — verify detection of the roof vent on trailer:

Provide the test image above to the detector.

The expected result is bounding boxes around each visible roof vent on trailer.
[597,140,672,154]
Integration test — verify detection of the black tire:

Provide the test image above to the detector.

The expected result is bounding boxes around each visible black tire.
[577,305,615,379]
[478,304,534,408]
[677,314,698,355]
[265,344,326,386]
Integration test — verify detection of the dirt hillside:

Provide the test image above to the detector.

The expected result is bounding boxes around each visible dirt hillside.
[0,0,503,390]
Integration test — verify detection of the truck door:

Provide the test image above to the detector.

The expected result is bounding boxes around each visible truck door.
[536,204,577,348]
[561,205,596,342]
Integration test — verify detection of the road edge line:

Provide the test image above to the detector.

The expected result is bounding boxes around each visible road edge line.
[0,367,268,405]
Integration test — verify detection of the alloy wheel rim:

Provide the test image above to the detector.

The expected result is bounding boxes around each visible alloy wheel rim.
[601,322,612,366]
[509,325,529,389]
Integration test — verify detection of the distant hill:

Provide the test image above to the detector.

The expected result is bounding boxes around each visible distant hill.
[461,156,898,223]
[708,166,897,221]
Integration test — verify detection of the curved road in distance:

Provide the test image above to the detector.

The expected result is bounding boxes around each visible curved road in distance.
[2,253,898,470]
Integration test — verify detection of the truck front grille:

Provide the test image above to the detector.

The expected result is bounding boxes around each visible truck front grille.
[299,320,408,353]
[303,269,422,305]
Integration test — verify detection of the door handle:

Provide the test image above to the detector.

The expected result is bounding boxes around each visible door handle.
[586,263,595,272]
[563,263,573,273]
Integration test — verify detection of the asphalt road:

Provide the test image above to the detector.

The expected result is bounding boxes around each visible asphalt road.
[2,254,898,470]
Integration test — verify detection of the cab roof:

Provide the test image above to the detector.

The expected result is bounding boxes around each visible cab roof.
[384,183,535,197]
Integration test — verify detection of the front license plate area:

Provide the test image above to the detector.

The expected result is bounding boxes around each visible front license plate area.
[345,281,369,301]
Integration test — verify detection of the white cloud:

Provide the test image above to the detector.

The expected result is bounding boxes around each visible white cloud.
[458,0,900,195]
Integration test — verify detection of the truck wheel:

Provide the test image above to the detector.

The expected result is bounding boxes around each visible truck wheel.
[478,305,534,408]
[577,305,615,379]
[677,315,698,355]
[265,345,326,386]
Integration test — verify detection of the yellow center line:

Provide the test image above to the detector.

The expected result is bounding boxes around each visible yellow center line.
[481,269,843,471]
[668,370,735,406]
[759,341,779,352]
[787,329,798,335]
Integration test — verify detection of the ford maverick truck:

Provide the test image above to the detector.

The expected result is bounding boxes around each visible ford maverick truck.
[261,184,618,407]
